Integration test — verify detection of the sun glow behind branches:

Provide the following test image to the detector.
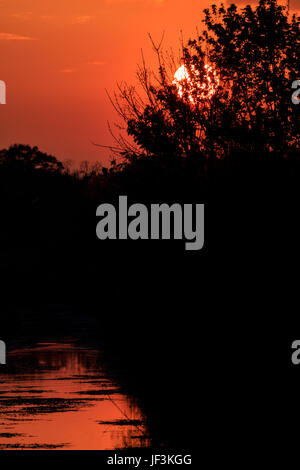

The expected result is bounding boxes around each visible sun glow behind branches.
[173,64,220,104]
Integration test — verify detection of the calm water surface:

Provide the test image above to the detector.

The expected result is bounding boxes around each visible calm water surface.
[0,341,150,450]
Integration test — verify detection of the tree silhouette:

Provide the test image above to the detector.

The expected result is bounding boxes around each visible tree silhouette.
[110,0,300,172]
[0,144,63,174]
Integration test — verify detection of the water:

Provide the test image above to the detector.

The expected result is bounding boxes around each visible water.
[0,341,150,450]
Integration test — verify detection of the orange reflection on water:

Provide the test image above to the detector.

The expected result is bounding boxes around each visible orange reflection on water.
[0,342,150,450]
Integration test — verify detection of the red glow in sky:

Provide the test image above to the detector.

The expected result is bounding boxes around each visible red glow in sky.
[0,0,215,165]
[0,0,298,164]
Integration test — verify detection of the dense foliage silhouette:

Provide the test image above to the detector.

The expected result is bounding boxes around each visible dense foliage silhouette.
[108,0,299,169]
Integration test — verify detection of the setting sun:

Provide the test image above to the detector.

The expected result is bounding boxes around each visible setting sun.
[173,63,220,104]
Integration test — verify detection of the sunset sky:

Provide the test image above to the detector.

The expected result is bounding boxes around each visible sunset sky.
[0,0,298,165]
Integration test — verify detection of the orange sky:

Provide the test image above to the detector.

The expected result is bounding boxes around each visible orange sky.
[0,0,298,165]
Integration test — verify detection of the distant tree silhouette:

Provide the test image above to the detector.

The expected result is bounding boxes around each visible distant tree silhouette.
[109,0,299,172]
[0,144,63,174]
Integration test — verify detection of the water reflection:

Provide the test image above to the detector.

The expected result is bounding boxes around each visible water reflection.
[0,341,150,450]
